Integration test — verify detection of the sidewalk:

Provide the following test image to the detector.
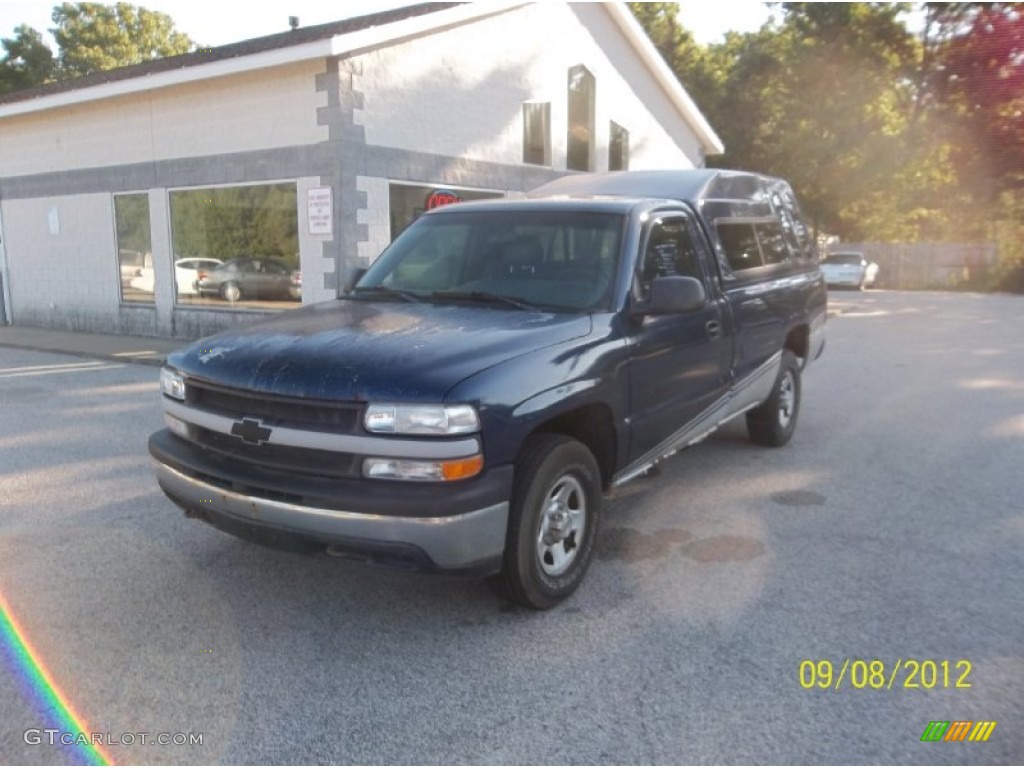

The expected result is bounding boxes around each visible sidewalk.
[0,325,187,367]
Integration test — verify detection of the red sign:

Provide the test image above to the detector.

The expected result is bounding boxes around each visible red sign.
[426,189,461,210]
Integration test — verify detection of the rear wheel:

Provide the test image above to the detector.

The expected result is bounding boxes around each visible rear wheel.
[491,434,601,610]
[220,281,242,302]
[746,350,801,447]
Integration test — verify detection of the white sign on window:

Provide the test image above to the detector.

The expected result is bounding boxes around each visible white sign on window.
[307,188,333,236]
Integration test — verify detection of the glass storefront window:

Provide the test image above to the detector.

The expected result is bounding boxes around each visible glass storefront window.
[169,183,300,308]
[114,193,154,304]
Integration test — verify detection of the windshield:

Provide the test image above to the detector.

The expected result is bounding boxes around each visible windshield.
[823,253,863,265]
[354,210,624,311]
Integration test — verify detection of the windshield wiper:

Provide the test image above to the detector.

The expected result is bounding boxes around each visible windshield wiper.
[430,291,542,311]
[349,285,422,303]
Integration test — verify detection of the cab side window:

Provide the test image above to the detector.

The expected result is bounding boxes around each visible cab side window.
[717,222,763,271]
[637,217,703,298]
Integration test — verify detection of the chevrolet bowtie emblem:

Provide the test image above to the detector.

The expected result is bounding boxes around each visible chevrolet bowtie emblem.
[231,417,272,446]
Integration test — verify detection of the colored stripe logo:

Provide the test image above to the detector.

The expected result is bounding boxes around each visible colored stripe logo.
[921,720,996,743]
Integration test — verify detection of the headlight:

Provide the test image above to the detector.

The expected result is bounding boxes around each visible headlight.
[160,367,186,401]
[364,404,479,435]
[363,455,483,482]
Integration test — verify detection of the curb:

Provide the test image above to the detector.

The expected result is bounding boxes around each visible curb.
[0,341,168,368]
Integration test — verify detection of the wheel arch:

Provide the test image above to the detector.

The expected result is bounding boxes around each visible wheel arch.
[525,403,617,492]
[784,323,809,363]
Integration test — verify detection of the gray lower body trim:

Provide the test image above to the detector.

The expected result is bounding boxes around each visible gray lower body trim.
[613,351,782,486]
[154,460,508,570]
[809,320,826,364]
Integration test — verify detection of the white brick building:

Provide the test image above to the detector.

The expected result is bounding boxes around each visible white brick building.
[0,1,722,338]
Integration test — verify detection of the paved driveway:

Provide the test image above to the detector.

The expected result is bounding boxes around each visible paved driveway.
[1,290,1021,764]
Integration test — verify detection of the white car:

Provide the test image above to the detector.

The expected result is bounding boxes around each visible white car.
[130,258,224,296]
[820,251,879,290]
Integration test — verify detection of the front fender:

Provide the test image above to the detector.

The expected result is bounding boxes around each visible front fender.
[445,314,630,469]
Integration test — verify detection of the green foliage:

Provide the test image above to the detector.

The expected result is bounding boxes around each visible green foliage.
[51,2,193,78]
[0,2,194,94]
[0,25,56,93]
[629,1,1023,264]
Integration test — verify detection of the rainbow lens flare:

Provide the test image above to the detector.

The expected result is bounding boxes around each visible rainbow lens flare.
[0,590,113,766]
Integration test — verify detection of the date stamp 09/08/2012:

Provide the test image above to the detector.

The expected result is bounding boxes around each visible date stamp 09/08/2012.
[799,658,972,691]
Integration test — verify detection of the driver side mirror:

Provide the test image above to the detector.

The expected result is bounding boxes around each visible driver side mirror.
[634,275,707,315]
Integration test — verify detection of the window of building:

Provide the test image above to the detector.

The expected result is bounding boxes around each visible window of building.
[523,102,551,166]
[388,183,503,241]
[169,183,300,308]
[114,193,154,304]
[567,64,595,171]
[609,121,629,171]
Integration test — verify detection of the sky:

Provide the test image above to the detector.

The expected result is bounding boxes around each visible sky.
[0,1,774,49]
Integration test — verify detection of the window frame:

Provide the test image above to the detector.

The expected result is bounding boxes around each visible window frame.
[567,64,596,172]
[634,212,709,301]
[166,179,301,310]
[112,191,155,307]
[609,120,629,172]
[522,101,551,166]
[715,216,802,277]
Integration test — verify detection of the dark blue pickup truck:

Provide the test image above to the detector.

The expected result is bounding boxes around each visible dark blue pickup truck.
[150,170,826,609]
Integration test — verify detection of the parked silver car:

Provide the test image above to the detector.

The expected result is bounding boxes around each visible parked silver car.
[196,257,302,302]
[820,251,879,290]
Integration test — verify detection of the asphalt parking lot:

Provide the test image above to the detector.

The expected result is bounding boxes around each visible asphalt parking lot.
[1,290,1022,765]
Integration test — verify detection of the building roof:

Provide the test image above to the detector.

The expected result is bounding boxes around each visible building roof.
[0,1,723,155]
[0,2,460,107]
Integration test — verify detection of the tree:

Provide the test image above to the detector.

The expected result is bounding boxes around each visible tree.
[929,4,1024,191]
[0,25,56,94]
[629,2,953,242]
[0,2,196,93]
[51,2,194,78]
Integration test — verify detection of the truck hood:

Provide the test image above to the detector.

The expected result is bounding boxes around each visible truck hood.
[169,299,592,402]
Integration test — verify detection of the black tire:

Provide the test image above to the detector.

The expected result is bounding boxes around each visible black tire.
[491,434,602,610]
[746,350,801,447]
[220,281,242,302]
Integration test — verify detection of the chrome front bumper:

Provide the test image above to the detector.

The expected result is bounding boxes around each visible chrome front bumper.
[153,460,509,571]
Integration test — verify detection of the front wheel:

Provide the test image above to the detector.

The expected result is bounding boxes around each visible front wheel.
[492,434,601,610]
[746,350,801,447]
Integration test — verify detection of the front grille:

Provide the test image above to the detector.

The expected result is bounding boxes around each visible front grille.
[193,426,362,479]
[187,379,360,432]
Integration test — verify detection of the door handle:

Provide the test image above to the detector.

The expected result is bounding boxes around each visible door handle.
[705,320,722,339]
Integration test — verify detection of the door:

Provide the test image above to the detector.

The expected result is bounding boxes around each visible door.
[626,213,732,462]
